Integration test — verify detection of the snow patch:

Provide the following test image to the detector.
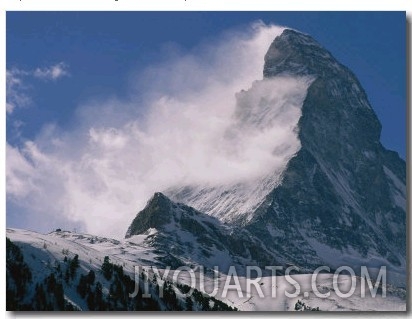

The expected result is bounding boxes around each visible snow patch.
[383,166,406,209]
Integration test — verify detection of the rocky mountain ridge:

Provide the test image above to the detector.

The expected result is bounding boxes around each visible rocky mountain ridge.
[127,29,406,286]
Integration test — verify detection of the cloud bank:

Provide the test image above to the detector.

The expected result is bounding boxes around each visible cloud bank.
[7,23,312,238]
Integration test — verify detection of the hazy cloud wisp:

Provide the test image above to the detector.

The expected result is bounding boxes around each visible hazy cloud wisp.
[33,62,69,81]
[6,62,69,114]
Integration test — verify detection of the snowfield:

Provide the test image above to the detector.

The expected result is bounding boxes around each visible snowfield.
[7,228,406,311]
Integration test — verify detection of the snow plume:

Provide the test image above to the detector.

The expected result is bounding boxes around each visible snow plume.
[7,23,312,238]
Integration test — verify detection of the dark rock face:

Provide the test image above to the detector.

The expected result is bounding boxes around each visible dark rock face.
[126,29,405,283]
[125,193,173,238]
[247,29,406,276]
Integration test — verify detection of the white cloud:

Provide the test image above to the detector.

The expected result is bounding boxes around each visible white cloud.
[6,143,37,198]
[6,62,69,115]
[33,62,69,81]
[6,23,312,239]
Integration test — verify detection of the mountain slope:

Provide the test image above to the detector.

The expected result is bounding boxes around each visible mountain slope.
[163,29,406,285]
[6,228,238,311]
[167,75,313,224]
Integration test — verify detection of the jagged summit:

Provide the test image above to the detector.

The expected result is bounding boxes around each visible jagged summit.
[265,28,382,145]
[264,29,346,78]
[150,192,171,205]
[125,192,173,238]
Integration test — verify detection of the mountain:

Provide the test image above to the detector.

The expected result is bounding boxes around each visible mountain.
[135,29,406,285]
[245,29,406,283]
[125,192,278,273]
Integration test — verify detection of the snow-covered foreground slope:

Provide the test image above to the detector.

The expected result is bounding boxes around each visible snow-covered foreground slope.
[7,228,158,277]
[7,228,238,311]
[6,228,406,311]
[171,269,406,311]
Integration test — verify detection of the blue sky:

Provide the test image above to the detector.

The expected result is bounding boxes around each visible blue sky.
[6,12,406,236]
[7,11,406,157]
